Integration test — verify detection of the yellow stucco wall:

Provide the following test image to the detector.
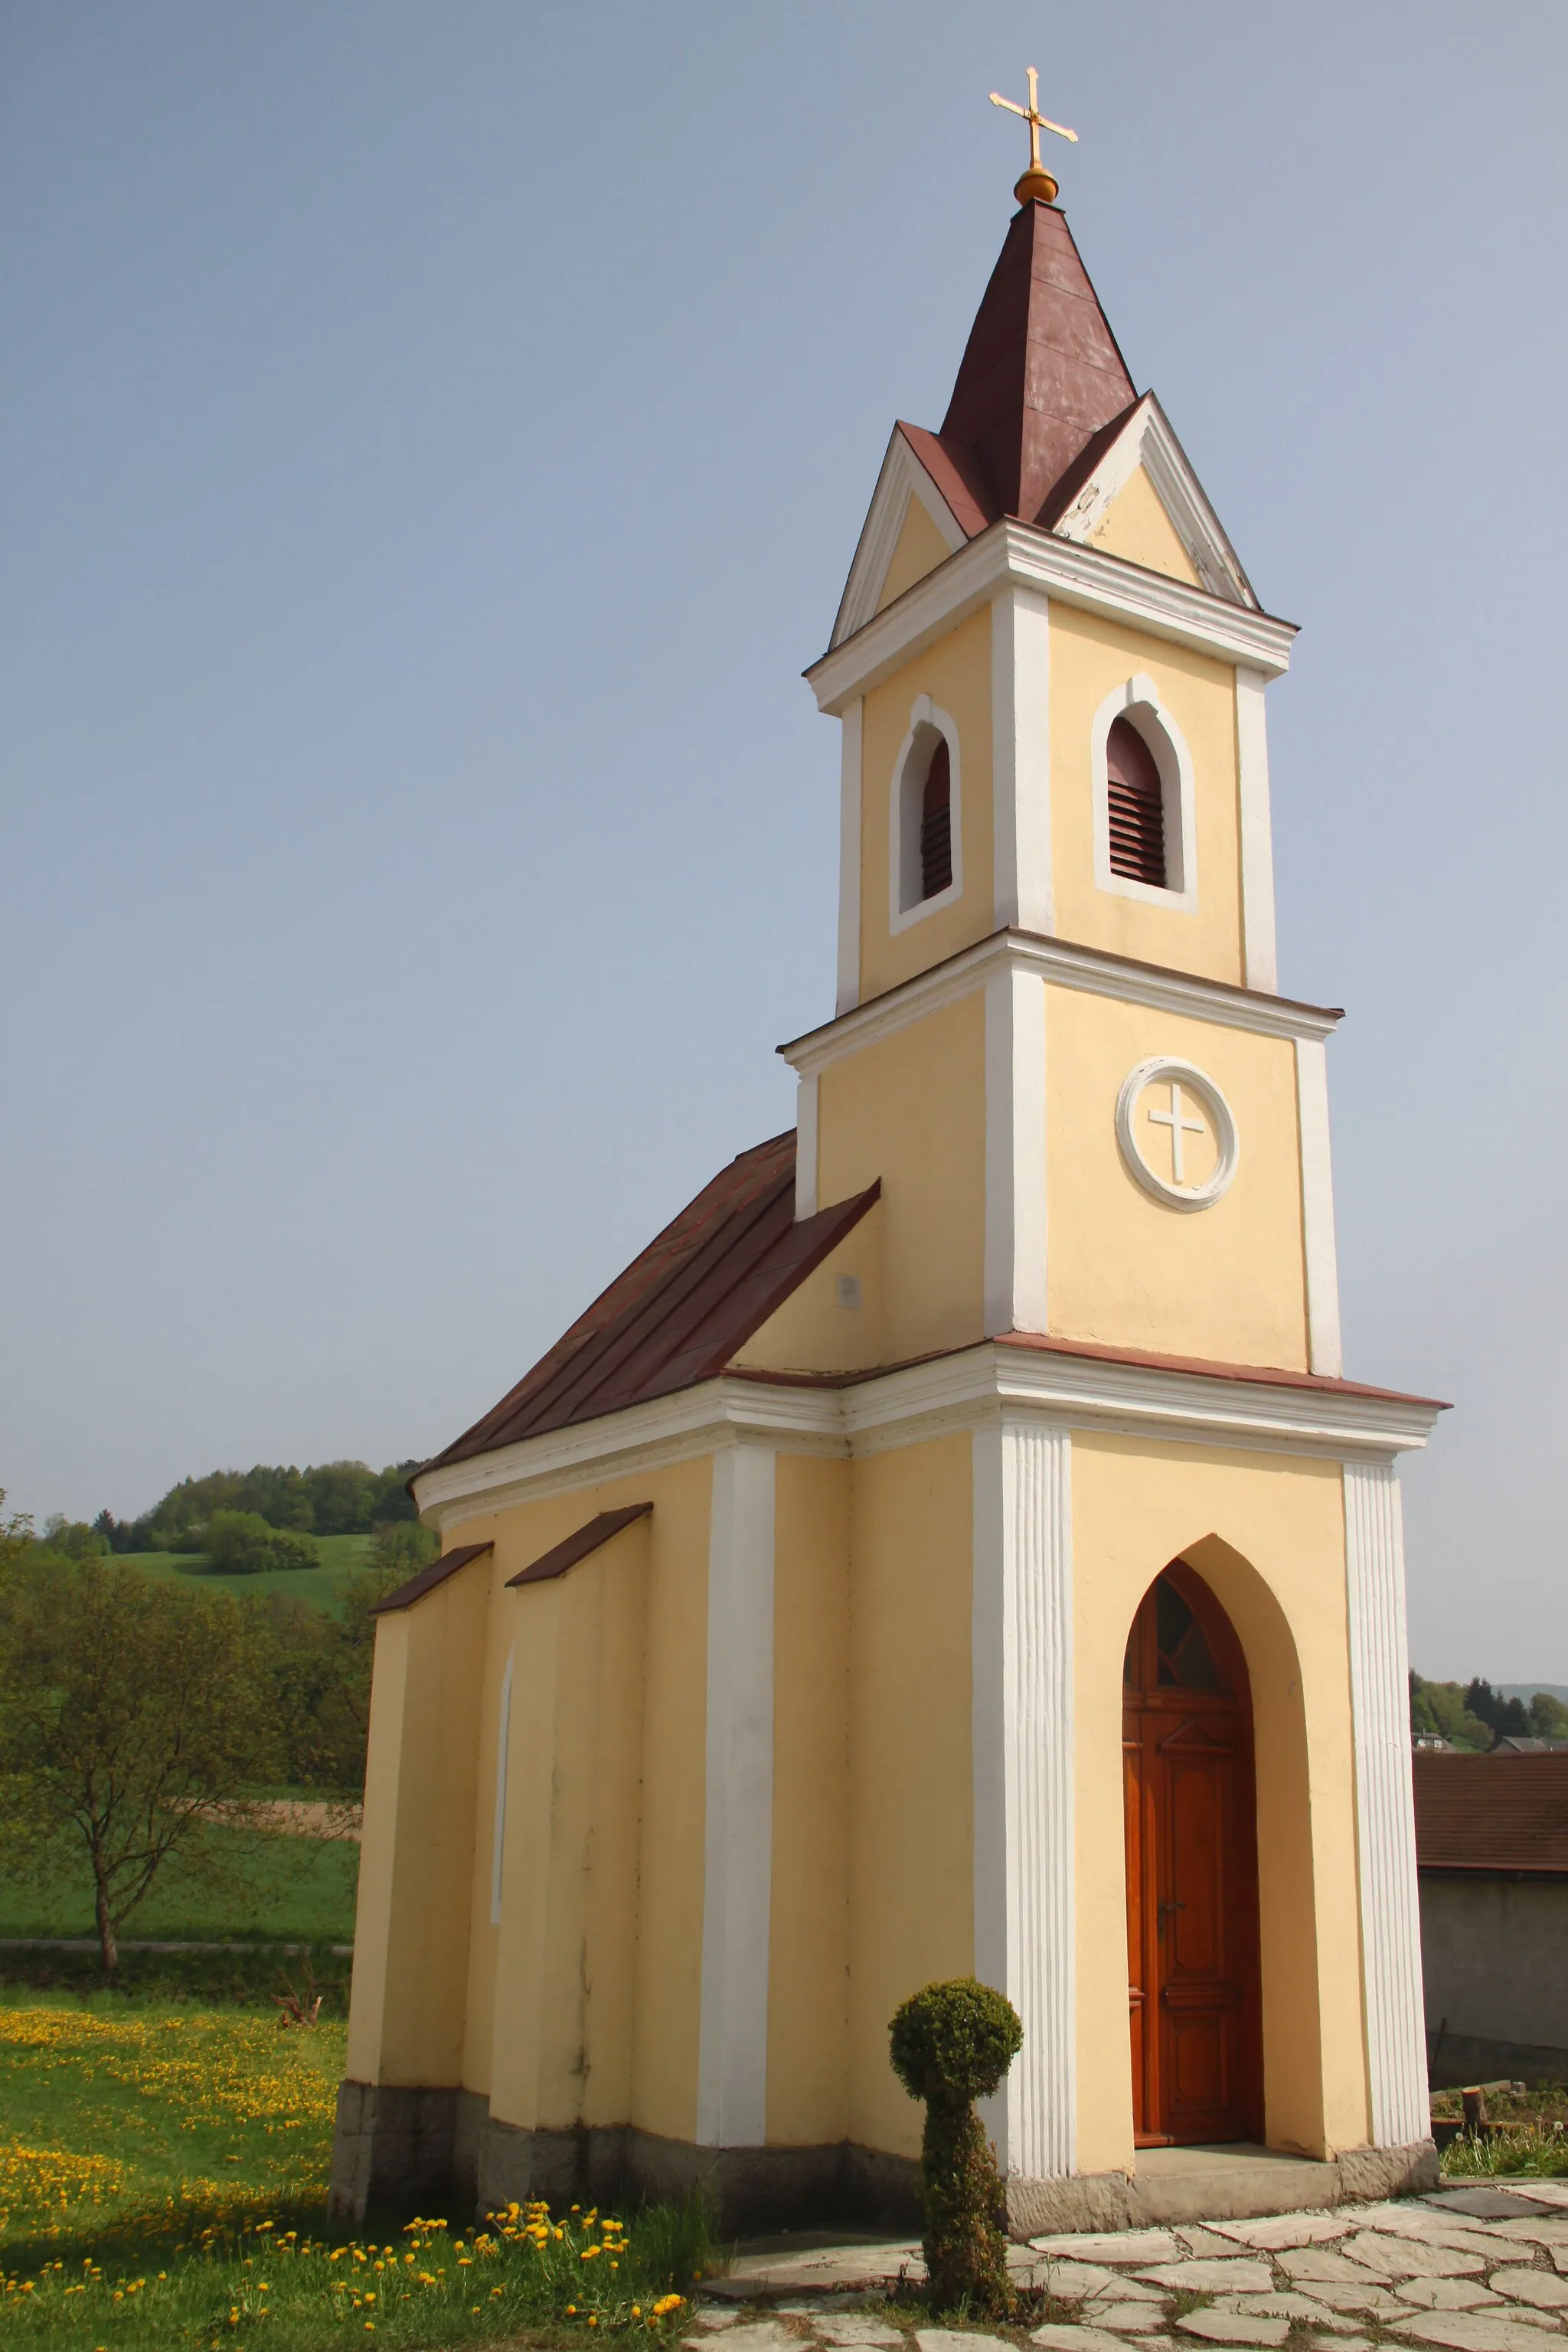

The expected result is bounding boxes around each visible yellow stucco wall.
[1071,1436,1370,2171]
[346,1557,491,2088]
[733,1205,886,1375]
[1046,986,1309,1370]
[1048,604,1243,982]
[767,1452,851,2145]
[846,1434,975,2160]
[1088,465,1202,588]
[859,606,995,1001]
[815,992,987,1364]
[877,494,954,611]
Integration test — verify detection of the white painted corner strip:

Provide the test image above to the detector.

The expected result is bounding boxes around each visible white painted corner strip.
[696,1443,775,2148]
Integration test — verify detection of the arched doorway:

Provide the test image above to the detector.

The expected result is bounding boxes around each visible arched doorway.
[1125,1560,1263,2145]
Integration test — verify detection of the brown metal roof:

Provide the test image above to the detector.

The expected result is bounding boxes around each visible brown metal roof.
[420,1133,880,1476]
[939,201,1137,528]
[1414,1753,1568,1877]
[371,1540,493,1615]
[505,1504,652,1589]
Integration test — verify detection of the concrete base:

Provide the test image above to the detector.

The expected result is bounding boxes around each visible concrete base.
[329,2083,1436,2240]
[1005,2138,1440,2237]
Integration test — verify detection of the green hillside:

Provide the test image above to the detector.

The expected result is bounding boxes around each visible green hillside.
[121,1532,375,1618]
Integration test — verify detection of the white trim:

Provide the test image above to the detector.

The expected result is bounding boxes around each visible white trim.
[795,1074,819,1221]
[807,520,1297,719]
[1116,1056,1239,1214]
[833,427,969,650]
[1344,1462,1429,2149]
[413,1343,1442,1538]
[835,699,863,1016]
[1090,673,1198,913]
[991,586,1054,936]
[1050,392,1256,612]
[985,967,1048,1335]
[490,1648,514,1926]
[1295,1039,1344,1377]
[888,694,963,932]
[780,930,1341,1084]
[973,1416,1075,2179]
[696,1442,776,2148]
[1235,668,1279,994]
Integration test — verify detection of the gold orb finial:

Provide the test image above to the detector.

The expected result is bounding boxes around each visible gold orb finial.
[989,65,1078,206]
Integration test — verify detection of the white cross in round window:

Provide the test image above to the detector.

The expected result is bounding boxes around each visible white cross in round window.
[1115,1057,1239,1212]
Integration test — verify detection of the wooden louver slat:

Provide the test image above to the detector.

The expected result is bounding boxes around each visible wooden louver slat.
[1106,717,1167,888]
[920,737,952,900]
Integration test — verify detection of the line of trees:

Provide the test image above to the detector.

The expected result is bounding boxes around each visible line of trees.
[1410,1671,1568,1750]
[63,1456,428,1556]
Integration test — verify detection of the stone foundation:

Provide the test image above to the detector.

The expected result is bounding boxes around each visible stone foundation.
[329,2082,1437,2239]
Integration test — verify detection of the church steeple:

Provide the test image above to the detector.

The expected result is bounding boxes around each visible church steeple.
[939,200,1137,528]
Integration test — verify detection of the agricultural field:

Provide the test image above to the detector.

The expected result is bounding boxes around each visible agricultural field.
[120,1534,377,1619]
[0,1991,709,2349]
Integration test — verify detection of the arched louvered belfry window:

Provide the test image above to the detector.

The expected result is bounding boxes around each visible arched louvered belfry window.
[919,737,952,900]
[1106,716,1167,888]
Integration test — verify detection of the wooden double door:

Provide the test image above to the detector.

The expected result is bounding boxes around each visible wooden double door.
[1124,1563,1263,2146]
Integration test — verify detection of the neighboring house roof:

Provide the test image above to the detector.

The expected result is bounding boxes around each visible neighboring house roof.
[1413,1752,1568,1876]
[420,1133,879,1475]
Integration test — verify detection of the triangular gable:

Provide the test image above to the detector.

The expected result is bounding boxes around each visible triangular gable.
[1044,393,1257,611]
[831,425,972,648]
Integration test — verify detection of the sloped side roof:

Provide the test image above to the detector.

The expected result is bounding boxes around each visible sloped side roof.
[421,1132,879,1474]
[1414,1753,1568,1876]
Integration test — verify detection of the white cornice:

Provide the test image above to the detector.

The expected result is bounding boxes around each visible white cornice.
[413,1343,1442,1536]
[833,427,969,650]
[777,929,1341,1081]
[805,520,1298,717]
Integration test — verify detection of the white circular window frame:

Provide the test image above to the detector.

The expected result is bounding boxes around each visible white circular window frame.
[1116,1055,1239,1212]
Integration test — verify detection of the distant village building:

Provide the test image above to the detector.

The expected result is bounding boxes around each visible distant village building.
[1416,1753,1568,2087]
[332,97,1446,2233]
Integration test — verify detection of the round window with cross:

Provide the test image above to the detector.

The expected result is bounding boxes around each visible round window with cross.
[1115,1056,1239,1211]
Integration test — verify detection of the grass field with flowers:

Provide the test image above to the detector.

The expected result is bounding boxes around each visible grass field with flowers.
[0,1995,713,2350]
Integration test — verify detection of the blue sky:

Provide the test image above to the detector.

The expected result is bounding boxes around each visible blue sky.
[3,1,1563,1678]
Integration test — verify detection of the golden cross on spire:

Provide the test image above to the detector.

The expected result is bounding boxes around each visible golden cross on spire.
[989,65,1078,206]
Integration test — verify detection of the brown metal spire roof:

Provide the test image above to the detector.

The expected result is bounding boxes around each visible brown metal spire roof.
[420,1133,879,1475]
[934,200,1138,530]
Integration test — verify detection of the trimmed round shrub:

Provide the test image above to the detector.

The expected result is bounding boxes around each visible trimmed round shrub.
[889,1978,1023,2315]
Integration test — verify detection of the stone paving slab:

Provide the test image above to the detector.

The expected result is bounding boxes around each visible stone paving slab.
[1397,2279,1504,2309]
[913,2332,1010,2352]
[1393,2315,1568,2352]
[1206,2216,1351,2251]
[815,2324,903,2347]
[1492,2274,1568,2311]
[1212,2292,1346,2325]
[1040,2264,1163,2303]
[1177,2231,1256,2259]
[1090,2305,1168,2333]
[1031,2234,1184,2267]
[1345,2233,1489,2280]
[683,2328,800,2352]
[1174,2311,1289,2346]
[1427,2196,1568,2223]
[1279,2249,1387,2285]
[1136,2261,1276,2295]
[1031,2328,1152,2352]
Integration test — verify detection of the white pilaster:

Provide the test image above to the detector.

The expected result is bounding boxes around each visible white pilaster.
[835,700,863,1016]
[972,1416,1075,2178]
[984,966,1048,1338]
[1295,1037,1343,1377]
[697,1443,776,2147]
[795,1073,818,1220]
[1344,1461,1429,2148]
[991,586,1054,936]
[1236,666,1279,994]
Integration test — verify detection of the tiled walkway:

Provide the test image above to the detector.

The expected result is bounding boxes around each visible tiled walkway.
[688,2180,1568,2352]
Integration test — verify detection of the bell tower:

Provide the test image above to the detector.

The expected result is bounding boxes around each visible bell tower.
[787,126,1329,1378]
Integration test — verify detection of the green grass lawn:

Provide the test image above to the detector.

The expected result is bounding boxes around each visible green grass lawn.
[0,1830,358,1945]
[0,1991,712,2350]
[121,1535,375,1619]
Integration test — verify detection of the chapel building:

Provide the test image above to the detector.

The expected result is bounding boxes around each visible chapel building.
[332,132,1443,2236]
